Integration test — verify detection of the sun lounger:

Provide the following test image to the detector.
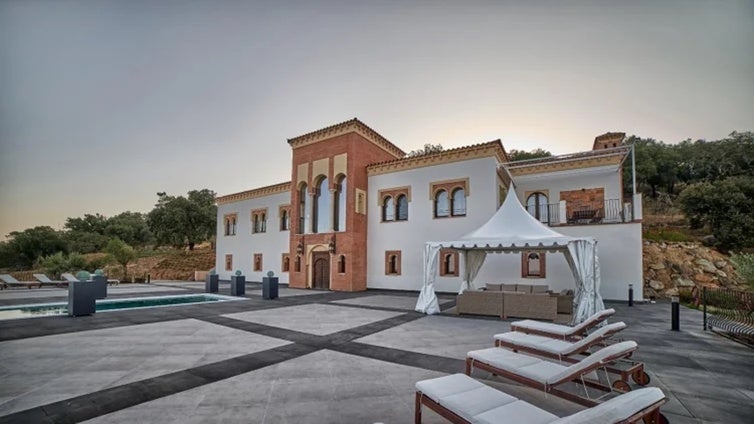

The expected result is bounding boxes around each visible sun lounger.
[61,272,120,285]
[466,341,638,406]
[495,322,650,387]
[33,274,68,288]
[510,308,616,340]
[0,274,42,290]
[415,373,667,424]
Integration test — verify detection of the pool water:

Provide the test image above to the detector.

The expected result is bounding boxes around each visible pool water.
[0,294,242,320]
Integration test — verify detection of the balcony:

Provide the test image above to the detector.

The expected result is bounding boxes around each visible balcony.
[527,198,636,226]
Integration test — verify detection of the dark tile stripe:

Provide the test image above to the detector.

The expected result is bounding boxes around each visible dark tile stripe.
[0,343,319,424]
[333,342,465,375]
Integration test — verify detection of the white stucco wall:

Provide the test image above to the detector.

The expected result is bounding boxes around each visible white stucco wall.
[215,192,291,282]
[366,157,501,293]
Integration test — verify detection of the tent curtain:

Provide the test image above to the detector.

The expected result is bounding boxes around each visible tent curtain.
[567,239,605,325]
[459,250,487,294]
[415,244,441,314]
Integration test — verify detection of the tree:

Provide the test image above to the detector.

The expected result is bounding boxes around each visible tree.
[104,238,137,280]
[104,211,152,248]
[730,253,754,290]
[0,226,68,269]
[507,148,552,162]
[678,177,754,250]
[407,143,443,157]
[147,189,217,250]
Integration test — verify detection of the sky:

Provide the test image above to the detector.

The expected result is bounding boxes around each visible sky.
[1,0,753,240]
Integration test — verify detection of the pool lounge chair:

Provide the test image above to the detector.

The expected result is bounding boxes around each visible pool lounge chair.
[33,273,68,288]
[415,373,667,424]
[510,308,616,340]
[0,274,42,290]
[466,341,638,407]
[61,272,120,285]
[495,322,649,387]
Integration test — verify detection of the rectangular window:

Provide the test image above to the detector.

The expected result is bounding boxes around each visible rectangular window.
[225,254,233,271]
[439,248,459,277]
[384,250,401,276]
[253,253,263,272]
[282,253,290,272]
[521,251,546,278]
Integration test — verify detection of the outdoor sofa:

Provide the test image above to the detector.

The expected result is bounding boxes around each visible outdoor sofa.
[456,283,573,321]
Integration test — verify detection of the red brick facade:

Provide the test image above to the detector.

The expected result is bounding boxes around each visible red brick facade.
[559,188,604,220]
[288,132,399,291]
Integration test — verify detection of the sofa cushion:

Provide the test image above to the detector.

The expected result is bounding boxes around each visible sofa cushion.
[486,283,503,291]
[531,285,549,293]
[516,284,532,293]
[501,284,517,292]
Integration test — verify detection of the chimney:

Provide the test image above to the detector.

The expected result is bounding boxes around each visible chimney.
[592,132,625,150]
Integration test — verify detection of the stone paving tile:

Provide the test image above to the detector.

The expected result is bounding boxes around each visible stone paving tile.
[331,294,452,311]
[224,303,403,336]
[0,319,290,416]
[355,314,508,359]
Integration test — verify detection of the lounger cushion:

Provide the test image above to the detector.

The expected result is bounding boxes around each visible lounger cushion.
[474,400,558,424]
[416,374,519,422]
[416,373,482,399]
[496,322,627,356]
[511,308,616,337]
[550,387,664,424]
[468,348,565,384]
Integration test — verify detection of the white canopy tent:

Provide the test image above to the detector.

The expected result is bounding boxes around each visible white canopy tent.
[415,185,605,324]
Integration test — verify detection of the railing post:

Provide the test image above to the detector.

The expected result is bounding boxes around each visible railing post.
[671,295,680,331]
[702,287,707,331]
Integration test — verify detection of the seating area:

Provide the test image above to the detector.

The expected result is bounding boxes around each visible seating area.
[456,283,573,321]
[416,309,668,423]
[0,274,42,290]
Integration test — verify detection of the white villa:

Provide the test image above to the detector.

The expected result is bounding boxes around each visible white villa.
[215,119,643,301]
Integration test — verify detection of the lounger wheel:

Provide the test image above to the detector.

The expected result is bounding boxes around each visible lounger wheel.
[612,380,631,392]
[642,412,669,424]
[632,370,650,386]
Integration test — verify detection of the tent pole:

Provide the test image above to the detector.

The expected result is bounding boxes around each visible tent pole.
[631,142,637,196]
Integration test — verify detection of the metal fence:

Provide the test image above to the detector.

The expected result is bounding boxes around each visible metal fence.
[702,287,754,346]
[526,203,560,226]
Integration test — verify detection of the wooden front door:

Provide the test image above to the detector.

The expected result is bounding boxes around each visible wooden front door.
[312,252,330,290]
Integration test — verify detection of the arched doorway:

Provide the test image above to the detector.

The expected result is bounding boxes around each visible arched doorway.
[312,252,330,290]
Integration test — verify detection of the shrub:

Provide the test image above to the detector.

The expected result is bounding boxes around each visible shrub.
[643,228,692,242]
[730,253,754,290]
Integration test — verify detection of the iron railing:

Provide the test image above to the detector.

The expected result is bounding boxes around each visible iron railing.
[702,287,754,346]
[568,198,634,225]
[526,203,560,226]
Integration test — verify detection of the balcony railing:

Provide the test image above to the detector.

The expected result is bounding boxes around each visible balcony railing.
[527,198,635,226]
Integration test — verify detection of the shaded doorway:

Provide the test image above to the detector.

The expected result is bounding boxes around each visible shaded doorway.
[312,252,330,290]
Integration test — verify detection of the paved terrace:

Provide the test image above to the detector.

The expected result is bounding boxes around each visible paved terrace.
[0,282,752,424]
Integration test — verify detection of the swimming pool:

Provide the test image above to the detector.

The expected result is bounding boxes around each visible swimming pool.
[0,294,244,320]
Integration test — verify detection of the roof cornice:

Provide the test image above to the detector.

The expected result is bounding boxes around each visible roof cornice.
[507,151,627,176]
[287,118,406,158]
[215,182,291,205]
[367,140,508,176]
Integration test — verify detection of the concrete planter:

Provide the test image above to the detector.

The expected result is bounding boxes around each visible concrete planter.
[263,276,279,300]
[68,280,96,316]
[205,274,219,293]
[230,275,246,296]
[91,275,108,299]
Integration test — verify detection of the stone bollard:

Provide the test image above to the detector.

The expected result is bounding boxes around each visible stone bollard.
[262,271,279,300]
[205,269,219,293]
[92,269,107,299]
[230,270,245,296]
[671,295,680,331]
[68,270,96,317]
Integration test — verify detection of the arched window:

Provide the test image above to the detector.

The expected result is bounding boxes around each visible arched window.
[231,217,237,235]
[260,213,266,232]
[280,209,289,231]
[298,184,308,234]
[522,251,546,278]
[295,255,301,272]
[396,194,408,221]
[451,188,466,216]
[444,253,455,274]
[334,176,346,231]
[383,196,395,221]
[434,189,449,217]
[225,219,231,236]
[526,192,549,222]
[389,255,398,274]
[313,177,330,233]
[338,255,346,274]
[282,255,290,272]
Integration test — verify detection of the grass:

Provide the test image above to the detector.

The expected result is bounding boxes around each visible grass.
[643,228,694,242]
